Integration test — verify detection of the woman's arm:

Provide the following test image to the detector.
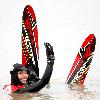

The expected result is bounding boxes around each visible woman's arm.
[15,43,55,93]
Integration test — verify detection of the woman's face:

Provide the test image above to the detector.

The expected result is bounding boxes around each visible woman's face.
[18,71,29,84]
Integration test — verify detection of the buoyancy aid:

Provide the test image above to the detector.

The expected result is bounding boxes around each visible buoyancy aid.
[3,85,25,94]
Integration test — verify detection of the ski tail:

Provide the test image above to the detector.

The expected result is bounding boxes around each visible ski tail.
[66,34,96,84]
[22,5,39,71]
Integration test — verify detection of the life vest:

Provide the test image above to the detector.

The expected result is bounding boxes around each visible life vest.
[3,85,25,94]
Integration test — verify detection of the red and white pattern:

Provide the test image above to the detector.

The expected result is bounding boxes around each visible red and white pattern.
[22,5,39,67]
[66,34,96,84]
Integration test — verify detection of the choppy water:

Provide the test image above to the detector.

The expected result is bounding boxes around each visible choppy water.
[1,79,100,100]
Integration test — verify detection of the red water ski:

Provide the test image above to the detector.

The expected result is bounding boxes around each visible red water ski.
[66,34,96,84]
[22,5,39,67]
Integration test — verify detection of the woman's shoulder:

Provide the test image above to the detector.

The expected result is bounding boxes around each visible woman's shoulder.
[3,84,25,94]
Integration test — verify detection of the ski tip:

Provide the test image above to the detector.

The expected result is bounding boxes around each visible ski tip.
[66,34,96,84]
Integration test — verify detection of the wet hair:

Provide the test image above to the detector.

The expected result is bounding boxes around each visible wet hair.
[10,63,28,85]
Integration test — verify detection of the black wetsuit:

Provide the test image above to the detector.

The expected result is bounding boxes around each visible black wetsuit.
[15,42,55,93]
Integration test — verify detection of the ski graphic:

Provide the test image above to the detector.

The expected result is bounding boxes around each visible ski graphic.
[22,5,39,68]
[66,34,96,84]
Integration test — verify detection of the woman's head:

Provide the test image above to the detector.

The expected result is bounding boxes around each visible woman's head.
[10,63,29,85]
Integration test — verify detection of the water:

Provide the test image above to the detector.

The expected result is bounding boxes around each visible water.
[0,0,100,100]
[1,79,100,100]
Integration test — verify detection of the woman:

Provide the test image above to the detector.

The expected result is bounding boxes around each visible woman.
[3,64,30,93]
[3,43,55,93]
